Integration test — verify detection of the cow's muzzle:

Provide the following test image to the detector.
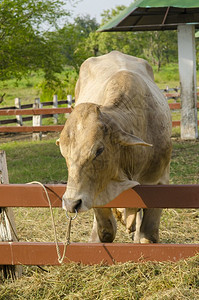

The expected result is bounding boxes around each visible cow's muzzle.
[62,198,82,213]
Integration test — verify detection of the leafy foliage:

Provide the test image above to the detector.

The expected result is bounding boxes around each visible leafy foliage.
[37,15,99,98]
[46,15,99,71]
[38,68,78,101]
[0,0,71,80]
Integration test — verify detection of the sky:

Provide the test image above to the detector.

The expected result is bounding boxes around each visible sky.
[68,0,133,23]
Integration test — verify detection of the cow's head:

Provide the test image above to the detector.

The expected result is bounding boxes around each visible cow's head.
[57,103,151,212]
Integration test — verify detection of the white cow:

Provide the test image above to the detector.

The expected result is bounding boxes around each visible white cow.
[57,51,172,243]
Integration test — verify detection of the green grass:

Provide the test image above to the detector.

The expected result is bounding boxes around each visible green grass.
[0,138,198,299]
[153,63,180,88]
[170,140,199,184]
[1,138,67,183]
[0,67,77,107]
[0,72,42,105]
[153,63,199,89]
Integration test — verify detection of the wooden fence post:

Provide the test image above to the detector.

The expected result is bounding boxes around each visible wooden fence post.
[65,95,72,118]
[53,95,58,124]
[0,150,22,279]
[67,95,73,108]
[32,98,42,141]
[15,98,23,126]
[178,24,198,139]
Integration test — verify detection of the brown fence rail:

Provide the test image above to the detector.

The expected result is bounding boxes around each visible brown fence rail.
[0,184,198,265]
[0,242,198,265]
[0,103,199,133]
[0,93,199,133]
[0,99,74,111]
[0,184,199,208]
[0,96,73,135]
[169,102,199,109]
[0,125,64,133]
[0,108,71,116]
[0,108,70,133]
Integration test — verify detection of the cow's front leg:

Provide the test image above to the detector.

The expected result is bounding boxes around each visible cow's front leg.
[90,208,117,243]
[138,208,162,243]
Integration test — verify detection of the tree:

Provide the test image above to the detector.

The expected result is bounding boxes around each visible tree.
[38,15,99,100]
[86,6,178,70]
[47,15,99,71]
[143,31,178,71]
[86,6,148,59]
[0,0,72,80]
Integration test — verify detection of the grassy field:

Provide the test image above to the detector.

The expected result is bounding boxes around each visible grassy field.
[0,68,78,106]
[0,137,198,299]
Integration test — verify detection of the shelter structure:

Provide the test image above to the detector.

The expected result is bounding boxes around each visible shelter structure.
[98,0,199,140]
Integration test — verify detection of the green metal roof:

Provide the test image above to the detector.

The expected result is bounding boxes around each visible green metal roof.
[98,0,199,32]
[131,0,199,8]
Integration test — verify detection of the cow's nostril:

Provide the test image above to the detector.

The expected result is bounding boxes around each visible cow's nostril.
[73,199,82,212]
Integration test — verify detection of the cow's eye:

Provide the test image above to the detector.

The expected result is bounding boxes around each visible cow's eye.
[95,147,104,158]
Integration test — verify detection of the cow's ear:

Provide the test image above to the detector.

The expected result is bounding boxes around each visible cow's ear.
[56,138,60,146]
[114,130,152,147]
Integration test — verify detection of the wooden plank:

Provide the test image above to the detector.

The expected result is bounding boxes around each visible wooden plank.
[0,184,64,207]
[100,185,199,208]
[165,93,180,98]
[169,102,199,110]
[0,106,16,110]
[53,95,58,124]
[58,100,68,105]
[14,98,23,126]
[0,115,55,124]
[0,184,199,208]
[172,120,199,127]
[0,151,23,278]
[0,125,64,133]
[172,120,181,127]
[0,118,17,125]
[0,242,198,265]
[32,98,42,141]
[169,103,181,109]
[42,102,53,106]
[0,107,71,116]
[20,104,32,109]
[178,25,198,140]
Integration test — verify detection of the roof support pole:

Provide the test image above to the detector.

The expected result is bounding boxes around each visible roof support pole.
[177,24,198,140]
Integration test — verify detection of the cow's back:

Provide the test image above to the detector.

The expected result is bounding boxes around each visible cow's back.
[75,51,155,106]
[75,51,171,146]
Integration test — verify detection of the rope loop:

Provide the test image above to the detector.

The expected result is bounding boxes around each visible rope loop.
[26,181,77,264]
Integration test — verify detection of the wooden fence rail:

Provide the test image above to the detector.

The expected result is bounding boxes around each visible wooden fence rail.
[0,125,64,133]
[0,184,199,208]
[0,92,199,134]
[0,242,198,265]
[0,102,199,133]
[0,99,74,111]
[0,96,74,131]
[0,107,71,116]
[0,184,198,265]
